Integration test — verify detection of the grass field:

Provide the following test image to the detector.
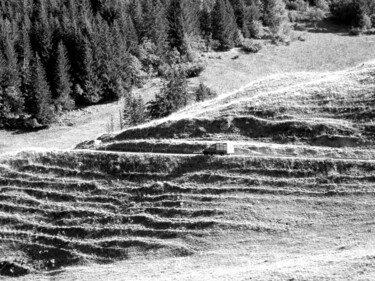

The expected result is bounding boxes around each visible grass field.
[195,28,375,94]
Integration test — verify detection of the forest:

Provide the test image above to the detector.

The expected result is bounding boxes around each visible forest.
[0,0,374,129]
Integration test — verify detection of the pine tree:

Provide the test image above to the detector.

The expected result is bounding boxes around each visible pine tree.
[199,1,213,50]
[123,93,146,126]
[142,0,168,52]
[147,65,189,118]
[128,0,144,42]
[211,0,238,50]
[54,41,74,111]
[229,0,250,38]
[167,0,187,55]
[82,40,102,104]
[29,54,54,125]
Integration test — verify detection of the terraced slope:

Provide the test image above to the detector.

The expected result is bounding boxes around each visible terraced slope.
[1,150,375,279]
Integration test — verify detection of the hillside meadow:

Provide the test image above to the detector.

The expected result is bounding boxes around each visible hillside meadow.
[1,28,375,155]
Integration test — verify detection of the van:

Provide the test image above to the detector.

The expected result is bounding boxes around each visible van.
[203,142,235,156]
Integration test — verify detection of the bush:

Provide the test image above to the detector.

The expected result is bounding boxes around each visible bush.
[307,7,326,28]
[137,39,162,74]
[293,23,307,31]
[315,0,329,12]
[209,39,222,51]
[360,14,372,30]
[348,27,362,36]
[129,55,148,87]
[285,0,308,11]
[183,61,206,78]
[194,83,217,102]
[234,29,245,47]
[248,20,264,39]
[241,39,262,53]
[371,14,375,28]
[288,10,298,22]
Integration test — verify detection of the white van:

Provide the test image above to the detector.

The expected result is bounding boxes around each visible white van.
[203,142,235,156]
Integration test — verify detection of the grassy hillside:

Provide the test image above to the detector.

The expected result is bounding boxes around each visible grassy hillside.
[92,60,375,151]
[1,28,375,280]
[1,29,375,155]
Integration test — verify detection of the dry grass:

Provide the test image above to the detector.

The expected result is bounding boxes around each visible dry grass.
[195,30,375,94]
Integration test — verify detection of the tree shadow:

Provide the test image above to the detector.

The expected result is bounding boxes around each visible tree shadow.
[305,19,350,35]
[8,126,48,135]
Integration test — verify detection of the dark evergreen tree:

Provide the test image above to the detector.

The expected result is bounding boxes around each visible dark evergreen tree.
[147,66,189,118]
[128,0,144,42]
[211,0,238,50]
[200,1,213,39]
[229,0,250,38]
[29,54,54,125]
[167,0,187,55]
[123,93,146,126]
[54,41,74,111]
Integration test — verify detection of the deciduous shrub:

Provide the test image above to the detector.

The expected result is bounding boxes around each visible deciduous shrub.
[241,39,263,53]
[285,0,308,11]
[194,83,217,102]
[248,20,264,38]
[348,27,362,36]
[371,14,375,27]
[360,14,373,30]
[183,61,206,78]
[307,7,326,28]
[293,23,307,31]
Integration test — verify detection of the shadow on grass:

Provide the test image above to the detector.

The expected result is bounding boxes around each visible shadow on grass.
[9,126,48,135]
[306,19,350,34]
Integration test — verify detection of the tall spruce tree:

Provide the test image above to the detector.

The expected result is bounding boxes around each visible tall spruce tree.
[167,0,187,55]
[54,41,74,111]
[229,0,250,38]
[212,0,238,50]
[29,54,54,125]
[128,0,144,42]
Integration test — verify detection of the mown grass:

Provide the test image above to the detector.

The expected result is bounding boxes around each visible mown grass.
[195,30,375,94]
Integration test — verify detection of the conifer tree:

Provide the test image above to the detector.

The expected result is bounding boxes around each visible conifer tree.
[212,0,238,50]
[128,0,144,42]
[142,0,168,52]
[229,0,250,38]
[54,42,74,111]
[123,93,146,126]
[147,65,189,118]
[82,40,102,104]
[29,54,54,125]
[167,0,187,55]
